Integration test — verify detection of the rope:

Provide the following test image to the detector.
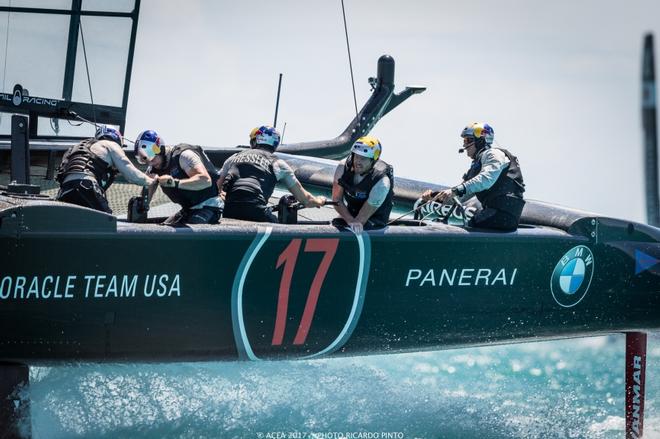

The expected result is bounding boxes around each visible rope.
[340,0,358,119]
[78,17,97,127]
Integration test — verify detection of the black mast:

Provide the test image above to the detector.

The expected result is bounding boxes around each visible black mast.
[642,33,659,226]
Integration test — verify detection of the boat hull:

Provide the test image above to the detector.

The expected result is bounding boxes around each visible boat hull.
[1,197,658,363]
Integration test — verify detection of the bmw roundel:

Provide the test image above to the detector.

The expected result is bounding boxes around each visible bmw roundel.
[550,245,595,307]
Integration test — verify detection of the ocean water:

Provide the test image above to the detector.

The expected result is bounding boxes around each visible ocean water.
[19,332,660,439]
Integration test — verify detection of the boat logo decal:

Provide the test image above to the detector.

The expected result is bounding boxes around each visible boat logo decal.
[12,85,22,106]
[413,197,475,223]
[550,245,594,308]
[0,84,58,108]
[635,249,659,275]
[231,227,370,360]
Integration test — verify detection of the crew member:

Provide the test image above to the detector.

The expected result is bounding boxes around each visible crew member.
[332,136,394,233]
[56,125,153,213]
[423,122,525,231]
[218,125,325,222]
[135,130,223,226]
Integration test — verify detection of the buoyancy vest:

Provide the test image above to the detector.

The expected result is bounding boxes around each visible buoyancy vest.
[56,138,117,190]
[152,144,220,209]
[223,148,278,206]
[463,147,525,213]
[337,155,394,227]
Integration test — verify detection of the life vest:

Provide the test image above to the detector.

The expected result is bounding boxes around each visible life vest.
[223,148,278,206]
[151,144,220,209]
[55,138,117,191]
[463,147,525,213]
[337,155,394,227]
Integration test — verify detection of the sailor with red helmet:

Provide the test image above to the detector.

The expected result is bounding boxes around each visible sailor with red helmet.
[423,122,525,231]
[56,125,153,213]
[332,136,394,233]
[135,130,223,226]
[217,125,325,222]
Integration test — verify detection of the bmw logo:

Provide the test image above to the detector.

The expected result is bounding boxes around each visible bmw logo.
[550,245,595,307]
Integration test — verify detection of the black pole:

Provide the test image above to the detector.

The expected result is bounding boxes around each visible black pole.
[120,0,141,134]
[273,73,283,128]
[62,0,82,102]
[642,33,659,226]
[10,115,30,184]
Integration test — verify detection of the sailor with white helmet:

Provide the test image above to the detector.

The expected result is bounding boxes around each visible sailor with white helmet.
[423,122,525,231]
[332,136,394,233]
[218,125,325,222]
[56,125,154,213]
[135,130,223,226]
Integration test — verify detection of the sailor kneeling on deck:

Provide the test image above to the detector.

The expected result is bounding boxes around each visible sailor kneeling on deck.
[135,130,223,226]
[423,122,525,231]
[332,136,394,233]
[56,126,154,213]
[218,125,325,222]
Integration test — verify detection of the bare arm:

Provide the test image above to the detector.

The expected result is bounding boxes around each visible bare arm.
[274,159,324,207]
[332,182,355,223]
[331,163,364,232]
[288,179,325,207]
[146,178,159,205]
[354,202,379,225]
[332,163,354,222]
[106,142,153,186]
[157,150,212,190]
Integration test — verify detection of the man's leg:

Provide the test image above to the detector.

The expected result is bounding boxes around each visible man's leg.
[468,207,518,231]
[187,207,222,225]
[224,203,277,223]
[162,209,187,226]
[56,180,111,213]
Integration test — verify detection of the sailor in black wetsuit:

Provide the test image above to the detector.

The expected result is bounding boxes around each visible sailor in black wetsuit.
[332,136,394,233]
[134,130,223,226]
[423,122,525,231]
[218,125,325,222]
[56,125,153,213]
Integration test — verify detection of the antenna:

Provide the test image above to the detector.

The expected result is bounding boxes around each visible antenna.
[273,73,283,128]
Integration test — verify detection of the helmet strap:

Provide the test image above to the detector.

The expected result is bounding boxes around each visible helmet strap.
[256,144,276,153]
[474,137,487,152]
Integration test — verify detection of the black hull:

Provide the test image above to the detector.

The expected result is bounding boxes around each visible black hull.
[1,195,658,364]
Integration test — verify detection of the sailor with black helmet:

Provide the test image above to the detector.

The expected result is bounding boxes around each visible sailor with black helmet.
[55,125,154,213]
[218,125,325,222]
[332,136,394,233]
[423,122,525,231]
[135,130,223,226]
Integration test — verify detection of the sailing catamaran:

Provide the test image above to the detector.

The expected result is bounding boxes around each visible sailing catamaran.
[0,2,657,438]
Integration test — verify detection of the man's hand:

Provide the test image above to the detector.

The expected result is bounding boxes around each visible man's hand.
[348,221,363,234]
[421,189,436,202]
[310,195,326,208]
[157,175,176,188]
[436,189,454,203]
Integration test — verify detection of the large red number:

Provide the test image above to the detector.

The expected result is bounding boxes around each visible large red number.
[272,239,302,346]
[271,238,339,346]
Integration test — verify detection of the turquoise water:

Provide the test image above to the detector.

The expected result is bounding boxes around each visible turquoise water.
[22,333,660,438]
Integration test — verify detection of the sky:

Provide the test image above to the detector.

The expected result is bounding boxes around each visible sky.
[1,0,660,222]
